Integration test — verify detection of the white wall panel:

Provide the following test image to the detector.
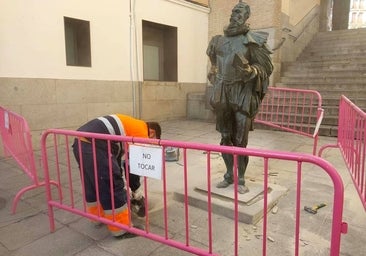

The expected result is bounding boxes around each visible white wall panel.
[0,0,209,83]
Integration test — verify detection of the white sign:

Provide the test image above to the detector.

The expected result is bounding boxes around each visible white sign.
[129,144,163,180]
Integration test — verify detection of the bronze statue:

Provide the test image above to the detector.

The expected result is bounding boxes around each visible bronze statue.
[206,1,273,194]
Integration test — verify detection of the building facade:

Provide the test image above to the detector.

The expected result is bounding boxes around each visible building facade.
[349,0,366,28]
[0,0,210,147]
[0,0,350,148]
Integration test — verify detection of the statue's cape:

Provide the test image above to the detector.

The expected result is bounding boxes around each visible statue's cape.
[241,31,274,101]
[245,31,271,48]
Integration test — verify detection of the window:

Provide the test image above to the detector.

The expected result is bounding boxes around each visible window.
[142,20,177,81]
[64,17,91,67]
[352,12,358,23]
[360,0,365,9]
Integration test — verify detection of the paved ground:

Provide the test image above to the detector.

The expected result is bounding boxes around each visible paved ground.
[0,119,365,256]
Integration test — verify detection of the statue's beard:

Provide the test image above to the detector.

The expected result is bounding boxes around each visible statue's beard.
[224,21,250,37]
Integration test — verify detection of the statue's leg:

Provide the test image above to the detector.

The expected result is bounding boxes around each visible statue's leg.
[233,112,252,193]
[217,133,234,188]
[215,108,235,188]
[237,155,249,185]
[221,133,234,183]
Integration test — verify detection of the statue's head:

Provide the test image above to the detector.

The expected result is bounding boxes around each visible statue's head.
[230,1,251,26]
[224,1,251,36]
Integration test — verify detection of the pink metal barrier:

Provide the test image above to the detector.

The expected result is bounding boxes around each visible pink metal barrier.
[255,87,324,155]
[0,106,60,213]
[319,95,366,210]
[41,128,347,256]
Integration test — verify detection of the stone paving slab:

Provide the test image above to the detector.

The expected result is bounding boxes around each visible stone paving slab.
[0,120,365,255]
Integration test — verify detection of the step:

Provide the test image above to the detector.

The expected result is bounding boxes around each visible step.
[275,29,366,137]
[286,58,366,67]
[311,39,366,48]
[279,80,366,88]
[321,118,339,126]
[299,53,366,62]
[258,111,319,124]
[304,39,366,48]
[313,34,366,43]
[322,98,366,108]
[290,57,366,65]
[312,38,366,45]
[254,121,318,135]
[318,124,339,137]
[276,82,366,92]
[322,106,340,117]
[277,81,366,88]
[284,63,366,73]
[321,119,339,127]
[282,62,366,72]
[280,77,366,85]
[315,28,366,39]
[282,70,366,78]
[301,49,366,55]
[320,97,366,109]
[286,62,366,70]
[255,122,338,137]
[302,47,366,57]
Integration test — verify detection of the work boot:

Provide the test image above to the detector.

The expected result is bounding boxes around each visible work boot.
[104,207,131,237]
[216,180,232,188]
[131,197,146,217]
[114,224,145,240]
[87,202,104,226]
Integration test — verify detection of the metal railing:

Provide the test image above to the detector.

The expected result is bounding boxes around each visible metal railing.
[0,106,60,213]
[255,87,324,155]
[319,95,366,210]
[41,128,347,255]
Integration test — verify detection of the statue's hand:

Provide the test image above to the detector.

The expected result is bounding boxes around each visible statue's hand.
[238,64,257,82]
[207,66,217,84]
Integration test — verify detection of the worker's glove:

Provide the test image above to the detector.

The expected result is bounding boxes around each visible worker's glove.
[131,186,145,217]
[132,186,144,201]
[131,197,145,217]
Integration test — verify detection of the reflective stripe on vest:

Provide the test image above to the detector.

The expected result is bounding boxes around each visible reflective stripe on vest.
[97,115,125,136]
[110,114,126,136]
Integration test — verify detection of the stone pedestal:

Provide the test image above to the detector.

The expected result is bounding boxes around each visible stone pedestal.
[173,178,288,224]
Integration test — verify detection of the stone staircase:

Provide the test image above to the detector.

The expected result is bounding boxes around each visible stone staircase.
[277,28,366,136]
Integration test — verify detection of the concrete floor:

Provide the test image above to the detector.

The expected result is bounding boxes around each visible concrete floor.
[0,119,365,256]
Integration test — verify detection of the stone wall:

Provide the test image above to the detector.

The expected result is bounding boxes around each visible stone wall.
[332,0,351,30]
[280,5,321,73]
[141,81,206,121]
[0,77,205,150]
